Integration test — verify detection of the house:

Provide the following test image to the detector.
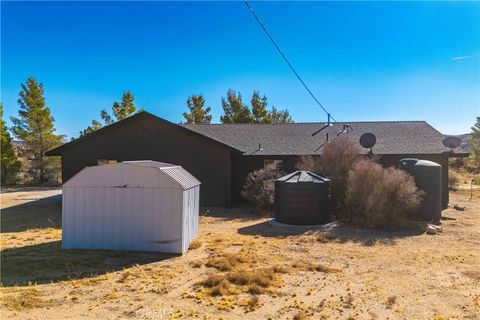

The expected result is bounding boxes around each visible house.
[46,111,468,207]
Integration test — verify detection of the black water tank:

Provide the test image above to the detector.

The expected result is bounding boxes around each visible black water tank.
[399,158,442,221]
[274,171,331,225]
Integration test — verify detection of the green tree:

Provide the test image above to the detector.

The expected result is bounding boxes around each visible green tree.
[182,94,212,124]
[1,103,21,185]
[220,89,252,124]
[79,91,138,137]
[269,106,293,124]
[78,120,103,137]
[10,77,64,184]
[112,91,136,121]
[467,116,480,166]
[251,91,270,123]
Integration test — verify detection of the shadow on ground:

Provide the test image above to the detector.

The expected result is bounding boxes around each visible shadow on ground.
[0,240,176,287]
[201,205,271,222]
[237,220,424,246]
[0,186,61,194]
[1,195,62,232]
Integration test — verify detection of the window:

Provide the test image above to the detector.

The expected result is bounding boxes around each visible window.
[264,159,283,171]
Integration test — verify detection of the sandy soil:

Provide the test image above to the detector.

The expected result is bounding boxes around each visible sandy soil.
[1,188,479,320]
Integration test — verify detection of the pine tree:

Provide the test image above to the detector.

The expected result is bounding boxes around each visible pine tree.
[467,117,480,165]
[183,94,212,124]
[79,91,138,137]
[112,91,136,121]
[10,77,64,184]
[1,103,21,185]
[78,120,103,137]
[220,89,252,124]
[251,91,270,123]
[269,106,293,124]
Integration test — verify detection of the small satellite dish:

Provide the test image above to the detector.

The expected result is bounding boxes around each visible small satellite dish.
[359,133,377,149]
[442,136,461,150]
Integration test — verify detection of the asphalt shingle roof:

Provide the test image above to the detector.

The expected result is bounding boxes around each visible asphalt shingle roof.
[182,121,465,156]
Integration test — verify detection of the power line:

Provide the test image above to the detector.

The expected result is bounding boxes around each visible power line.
[243,0,336,122]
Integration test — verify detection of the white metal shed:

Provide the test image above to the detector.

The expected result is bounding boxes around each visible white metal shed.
[62,161,200,254]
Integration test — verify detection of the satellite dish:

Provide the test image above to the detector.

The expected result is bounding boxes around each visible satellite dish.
[359,133,377,149]
[442,136,461,150]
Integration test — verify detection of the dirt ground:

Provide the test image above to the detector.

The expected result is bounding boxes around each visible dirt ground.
[1,187,479,320]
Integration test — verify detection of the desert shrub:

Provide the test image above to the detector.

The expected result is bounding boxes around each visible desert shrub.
[296,137,360,215]
[295,155,322,173]
[344,159,423,229]
[241,167,284,212]
[448,171,460,191]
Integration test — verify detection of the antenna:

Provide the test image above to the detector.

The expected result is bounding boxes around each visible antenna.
[442,136,461,152]
[359,132,377,154]
[311,115,334,137]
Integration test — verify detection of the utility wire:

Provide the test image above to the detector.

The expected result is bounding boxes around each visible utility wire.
[243,0,336,122]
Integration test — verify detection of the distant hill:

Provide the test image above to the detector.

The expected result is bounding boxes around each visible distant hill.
[443,133,471,152]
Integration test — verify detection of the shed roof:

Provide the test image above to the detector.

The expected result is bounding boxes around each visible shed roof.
[64,161,200,190]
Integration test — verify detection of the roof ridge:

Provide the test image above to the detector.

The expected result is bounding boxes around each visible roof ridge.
[182,120,428,126]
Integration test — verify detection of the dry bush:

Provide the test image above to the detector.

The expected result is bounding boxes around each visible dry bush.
[227,268,276,288]
[448,171,460,191]
[320,136,360,214]
[241,167,284,212]
[297,137,360,216]
[296,155,322,173]
[197,274,232,296]
[344,159,423,229]
[205,253,245,271]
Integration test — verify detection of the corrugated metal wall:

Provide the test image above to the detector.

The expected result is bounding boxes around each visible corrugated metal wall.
[62,186,199,253]
[181,187,200,252]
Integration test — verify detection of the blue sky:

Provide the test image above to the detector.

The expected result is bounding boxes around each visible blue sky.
[1,1,479,138]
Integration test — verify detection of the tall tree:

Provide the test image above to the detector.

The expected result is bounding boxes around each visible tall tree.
[78,120,103,137]
[467,116,480,165]
[269,106,294,124]
[251,91,270,123]
[79,91,138,137]
[10,77,64,184]
[1,103,21,185]
[183,94,212,124]
[220,89,252,124]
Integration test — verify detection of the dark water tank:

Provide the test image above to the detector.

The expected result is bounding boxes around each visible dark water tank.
[274,171,331,225]
[399,158,442,221]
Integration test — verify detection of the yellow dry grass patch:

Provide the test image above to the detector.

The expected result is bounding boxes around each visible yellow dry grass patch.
[1,286,58,311]
[188,238,202,250]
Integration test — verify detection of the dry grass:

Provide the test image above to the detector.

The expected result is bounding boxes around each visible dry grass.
[1,287,57,311]
[245,295,259,311]
[188,238,202,250]
[189,260,203,268]
[1,188,479,319]
[205,253,244,271]
[293,311,312,320]
[291,261,338,273]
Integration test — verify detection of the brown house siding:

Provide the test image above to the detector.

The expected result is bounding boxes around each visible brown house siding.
[60,116,232,206]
